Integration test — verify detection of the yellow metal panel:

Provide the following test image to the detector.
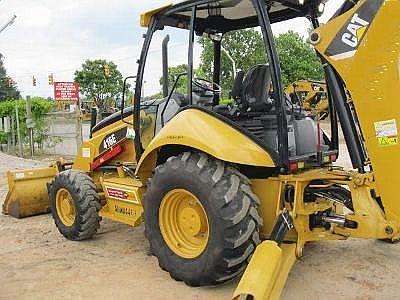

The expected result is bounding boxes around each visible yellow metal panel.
[99,176,144,227]
[233,241,296,300]
[136,109,275,176]
[72,140,96,172]
[314,1,400,225]
[3,167,58,218]
[251,179,281,238]
[269,243,297,300]
[140,3,173,27]
[73,116,136,172]
[334,182,397,239]
[100,198,143,227]
[91,115,131,137]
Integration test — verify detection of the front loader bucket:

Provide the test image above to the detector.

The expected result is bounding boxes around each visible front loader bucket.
[233,241,297,300]
[2,167,58,218]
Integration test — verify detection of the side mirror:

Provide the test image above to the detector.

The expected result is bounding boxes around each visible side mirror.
[121,76,137,125]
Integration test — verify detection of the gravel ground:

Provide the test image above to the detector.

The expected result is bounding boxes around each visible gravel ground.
[0,151,399,300]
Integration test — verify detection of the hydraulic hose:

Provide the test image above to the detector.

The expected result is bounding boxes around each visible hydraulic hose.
[270,209,294,245]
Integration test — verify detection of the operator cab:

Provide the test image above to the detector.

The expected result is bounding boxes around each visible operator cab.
[129,0,337,172]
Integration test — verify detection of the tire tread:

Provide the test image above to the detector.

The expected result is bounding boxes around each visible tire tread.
[144,151,262,286]
[49,170,102,241]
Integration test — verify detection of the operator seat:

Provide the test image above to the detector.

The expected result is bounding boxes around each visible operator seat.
[231,70,245,100]
[213,71,245,116]
[240,64,273,112]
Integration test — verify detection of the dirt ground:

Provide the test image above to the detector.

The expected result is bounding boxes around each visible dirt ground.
[1,151,399,300]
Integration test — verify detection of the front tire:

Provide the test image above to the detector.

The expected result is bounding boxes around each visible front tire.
[144,152,262,286]
[49,170,102,241]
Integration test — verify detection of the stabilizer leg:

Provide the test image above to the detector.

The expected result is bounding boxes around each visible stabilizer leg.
[233,210,296,300]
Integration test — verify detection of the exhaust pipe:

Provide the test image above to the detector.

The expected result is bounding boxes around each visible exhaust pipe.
[162,35,170,97]
[89,107,97,138]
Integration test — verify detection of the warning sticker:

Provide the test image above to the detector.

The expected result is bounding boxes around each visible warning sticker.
[374,119,398,147]
[82,148,91,158]
[15,172,25,179]
[107,188,129,200]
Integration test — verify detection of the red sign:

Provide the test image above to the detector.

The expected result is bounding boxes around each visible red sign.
[107,188,128,200]
[54,82,80,102]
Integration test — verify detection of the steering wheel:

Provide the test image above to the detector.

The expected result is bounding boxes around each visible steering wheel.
[192,78,222,95]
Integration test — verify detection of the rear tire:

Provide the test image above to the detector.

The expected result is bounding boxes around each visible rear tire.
[49,170,101,241]
[143,152,262,286]
[379,238,400,244]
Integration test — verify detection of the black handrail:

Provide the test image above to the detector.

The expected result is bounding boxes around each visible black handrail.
[161,72,187,127]
[120,76,137,125]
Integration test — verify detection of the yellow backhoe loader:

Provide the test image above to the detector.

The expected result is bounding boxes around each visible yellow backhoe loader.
[285,80,329,119]
[3,0,400,299]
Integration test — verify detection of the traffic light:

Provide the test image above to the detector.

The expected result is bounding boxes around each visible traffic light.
[48,73,54,85]
[32,76,37,86]
[104,64,110,77]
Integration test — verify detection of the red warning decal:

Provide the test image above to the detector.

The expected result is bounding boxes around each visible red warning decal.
[107,188,128,200]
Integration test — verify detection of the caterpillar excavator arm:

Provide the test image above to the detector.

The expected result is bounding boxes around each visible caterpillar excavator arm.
[313,0,400,222]
[235,0,400,299]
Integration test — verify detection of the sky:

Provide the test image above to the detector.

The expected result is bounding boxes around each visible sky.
[0,0,345,98]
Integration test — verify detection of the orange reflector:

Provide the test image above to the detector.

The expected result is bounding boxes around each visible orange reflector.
[289,162,298,172]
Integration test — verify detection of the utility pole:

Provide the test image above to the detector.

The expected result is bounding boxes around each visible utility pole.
[15,104,23,157]
[11,115,15,153]
[4,116,11,153]
[75,100,83,151]
[26,96,34,157]
[0,15,17,35]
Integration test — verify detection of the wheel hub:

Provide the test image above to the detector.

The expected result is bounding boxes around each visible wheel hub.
[159,189,209,259]
[55,188,76,227]
[179,206,202,236]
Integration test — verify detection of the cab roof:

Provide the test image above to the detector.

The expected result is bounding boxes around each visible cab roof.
[141,0,327,33]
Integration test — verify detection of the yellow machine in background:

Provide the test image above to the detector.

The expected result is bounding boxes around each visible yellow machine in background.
[285,80,329,119]
[3,1,400,299]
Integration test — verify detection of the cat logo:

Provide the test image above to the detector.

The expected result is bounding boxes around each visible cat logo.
[341,14,369,48]
[325,0,384,61]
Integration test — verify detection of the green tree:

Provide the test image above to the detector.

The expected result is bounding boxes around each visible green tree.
[198,30,324,96]
[160,64,188,94]
[159,65,206,96]
[275,31,324,87]
[0,54,20,101]
[74,59,123,119]
[0,97,53,148]
[199,30,266,96]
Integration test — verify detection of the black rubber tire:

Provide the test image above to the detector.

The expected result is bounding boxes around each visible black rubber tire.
[379,238,400,244]
[143,151,262,286]
[49,170,102,241]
